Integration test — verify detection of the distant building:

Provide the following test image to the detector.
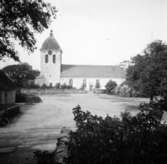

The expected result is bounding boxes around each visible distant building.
[0,70,17,105]
[35,31,126,90]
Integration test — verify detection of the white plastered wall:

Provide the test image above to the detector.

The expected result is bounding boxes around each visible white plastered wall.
[40,50,62,86]
[60,77,125,90]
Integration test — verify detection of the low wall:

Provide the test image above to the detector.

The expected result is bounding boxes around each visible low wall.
[21,88,88,95]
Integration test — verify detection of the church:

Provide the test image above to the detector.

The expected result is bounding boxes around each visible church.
[35,31,125,90]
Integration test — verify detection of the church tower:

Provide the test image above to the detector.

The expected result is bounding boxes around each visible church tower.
[40,30,62,86]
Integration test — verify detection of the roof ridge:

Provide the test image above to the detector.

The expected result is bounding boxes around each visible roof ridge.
[62,64,120,67]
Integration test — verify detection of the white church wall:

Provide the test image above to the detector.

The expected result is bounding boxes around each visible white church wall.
[60,77,125,90]
[60,78,83,89]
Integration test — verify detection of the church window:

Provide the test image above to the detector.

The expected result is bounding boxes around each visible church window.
[69,79,73,88]
[53,55,56,63]
[95,79,100,88]
[81,79,87,90]
[45,55,48,63]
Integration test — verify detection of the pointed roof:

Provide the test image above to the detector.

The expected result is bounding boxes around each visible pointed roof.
[41,30,61,51]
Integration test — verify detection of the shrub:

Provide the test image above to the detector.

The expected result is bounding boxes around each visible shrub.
[105,80,117,94]
[34,150,55,164]
[16,91,42,103]
[16,92,27,102]
[55,83,61,89]
[41,84,48,89]
[61,83,72,89]
[115,83,138,97]
[67,105,167,164]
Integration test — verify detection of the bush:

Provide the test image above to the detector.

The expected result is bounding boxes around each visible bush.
[34,150,55,164]
[61,83,72,89]
[16,92,27,102]
[105,80,117,94]
[55,83,61,89]
[16,92,42,103]
[115,83,139,97]
[41,84,48,89]
[67,105,167,164]
[26,95,42,103]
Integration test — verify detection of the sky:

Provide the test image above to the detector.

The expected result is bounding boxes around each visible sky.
[1,0,167,69]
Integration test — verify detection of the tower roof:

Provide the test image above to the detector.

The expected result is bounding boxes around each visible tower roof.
[41,30,61,51]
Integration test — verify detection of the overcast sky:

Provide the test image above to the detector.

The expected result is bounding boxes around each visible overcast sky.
[1,0,167,69]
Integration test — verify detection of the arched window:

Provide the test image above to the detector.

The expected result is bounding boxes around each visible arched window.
[81,79,87,90]
[95,79,100,88]
[45,55,48,63]
[69,79,73,88]
[53,55,56,63]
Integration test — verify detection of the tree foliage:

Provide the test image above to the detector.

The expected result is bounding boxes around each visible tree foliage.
[67,105,167,164]
[126,40,167,101]
[3,63,40,87]
[105,80,117,94]
[115,82,134,97]
[0,0,56,61]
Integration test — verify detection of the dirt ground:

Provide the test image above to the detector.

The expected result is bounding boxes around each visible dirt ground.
[0,93,148,163]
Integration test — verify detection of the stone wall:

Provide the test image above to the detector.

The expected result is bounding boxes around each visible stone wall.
[21,88,87,95]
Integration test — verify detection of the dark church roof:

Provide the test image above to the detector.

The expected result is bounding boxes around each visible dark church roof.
[61,64,125,78]
[41,30,61,51]
[0,70,17,91]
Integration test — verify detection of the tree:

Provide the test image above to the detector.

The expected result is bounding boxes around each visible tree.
[105,80,117,94]
[3,63,40,87]
[0,0,56,61]
[126,40,167,101]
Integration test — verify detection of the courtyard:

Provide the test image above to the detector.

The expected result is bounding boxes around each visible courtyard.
[0,93,148,152]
